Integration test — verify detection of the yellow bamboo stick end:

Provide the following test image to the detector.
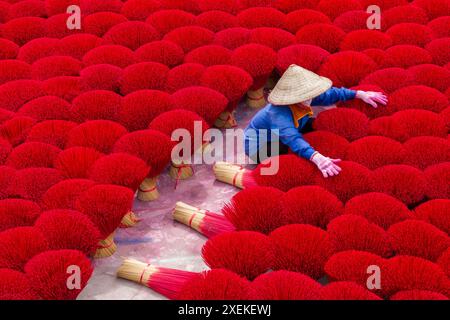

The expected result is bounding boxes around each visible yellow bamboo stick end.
[246,87,266,109]
[213,162,245,189]
[173,202,207,233]
[214,111,237,128]
[138,177,159,201]
[94,233,117,259]
[169,161,194,180]
[120,211,139,228]
[117,259,157,287]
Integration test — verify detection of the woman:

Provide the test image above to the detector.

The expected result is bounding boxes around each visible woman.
[244,64,388,178]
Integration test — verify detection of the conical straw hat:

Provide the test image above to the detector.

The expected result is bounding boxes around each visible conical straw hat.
[268,64,332,105]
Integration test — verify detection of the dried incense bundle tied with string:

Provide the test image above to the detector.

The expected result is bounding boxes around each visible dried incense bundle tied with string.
[0,199,41,232]
[24,249,93,300]
[117,259,198,300]
[249,270,323,300]
[0,268,38,300]
[148,109,210,182]
[172,202,235,238]
[0,226,49,270]
[35,209,101,256]
[213,162,248,189]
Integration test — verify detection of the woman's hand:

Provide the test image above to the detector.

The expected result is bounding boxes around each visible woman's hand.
[310,152,342,178]
[356,91,388,108]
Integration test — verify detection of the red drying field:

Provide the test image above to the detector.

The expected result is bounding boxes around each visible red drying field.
[0,0,449,300]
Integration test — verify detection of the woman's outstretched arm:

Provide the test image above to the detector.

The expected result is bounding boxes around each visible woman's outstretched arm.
[312,87,388,108]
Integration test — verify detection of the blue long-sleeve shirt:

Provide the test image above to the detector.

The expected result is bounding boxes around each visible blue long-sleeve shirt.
[244,87,356,159]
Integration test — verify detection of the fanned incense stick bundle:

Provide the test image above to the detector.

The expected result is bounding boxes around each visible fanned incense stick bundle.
[114,130,174,201]
[324,250,386,294]
[231,44,277,108]
[414,199,450,235]
[71,90,122,122]
[120,62,169,95]
[269,224,335,279]
[147,9,195,35]
[18,96,73,121]
[387,220,449,262]
[172,202,235,238]
[425,163,450,200]
[66,120,128,154]
[24,249,93,300]
[213,27,250,50]
[165,63,205,93]
[0,137,12,164]
[249,270,322,300]
[202,231,274,280]
[320,282,382,300]
[174,186,285,235]
[277,44,330,75]
[118,89,172,132]
[6,36,35,62]
[163,26,214,53]
[344,192,412,230]
[327,214,392,258]
[0,116,36,147]
[54,147,104,179]
[75,184,135,258]
[250,27,296,51]
[184,45,232,66]
[171,86,228,126]
[9,168,63,202]
[41,179,96,211]
[0,268,38,300]
[176,269,251,300]
[135,40,184,68]
[0,165,15,199]
[214,155,315,191]
[102,21,160,51]
[149,109,209,181]
[6,142,61,169]
[82,45,136,69]
[0,199,41,231]
[382,255,450,298]
[89,153,151,192]
[79,64,123,92]
[195,11,238,32]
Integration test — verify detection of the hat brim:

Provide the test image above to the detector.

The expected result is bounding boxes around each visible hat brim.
[268,76,332,106]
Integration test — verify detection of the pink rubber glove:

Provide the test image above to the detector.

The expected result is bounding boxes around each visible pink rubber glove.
[356,91,388,108]
[310,152,342,178]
